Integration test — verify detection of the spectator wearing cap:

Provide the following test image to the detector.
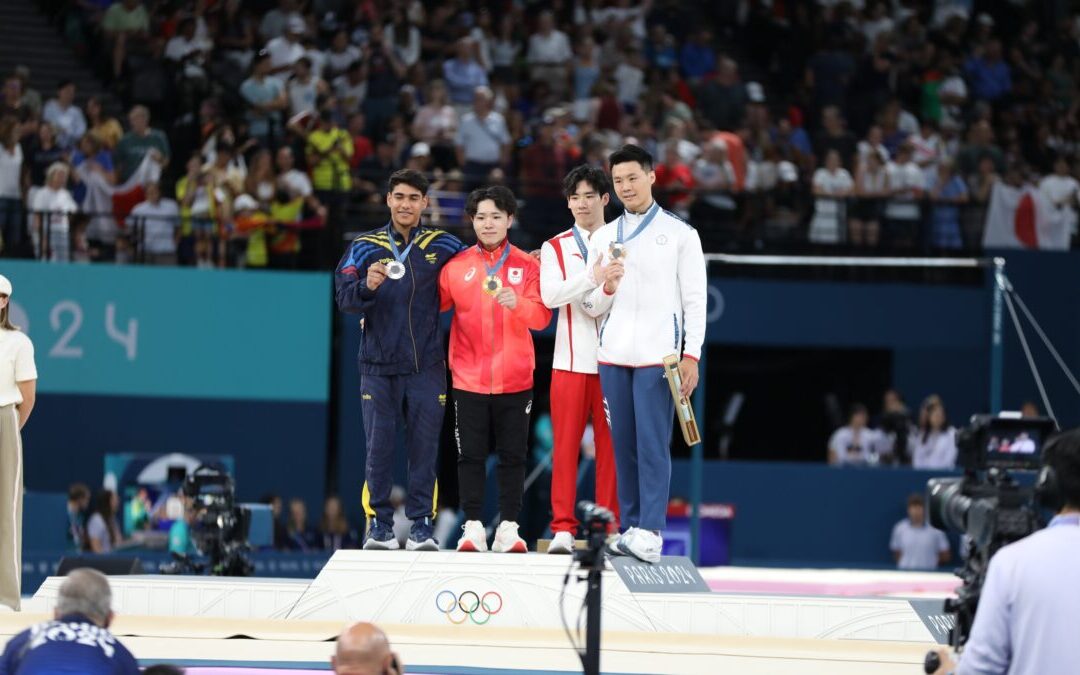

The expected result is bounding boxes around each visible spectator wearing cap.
[241,52,288,146]
[102,0,150,79]
[115,105,170,183]
[405,142,432,174]
[42,81,86,151]
[455,87,509,190]
[266,15,308,74]
[443,39,489,108]
[890,494,950,570]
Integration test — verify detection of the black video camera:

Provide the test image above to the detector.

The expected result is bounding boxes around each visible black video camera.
[925,413,1057,655]
[169,464,253,576]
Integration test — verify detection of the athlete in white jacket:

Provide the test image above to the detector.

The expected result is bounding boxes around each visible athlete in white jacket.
[581,144,707,563]
[539,165,620,555]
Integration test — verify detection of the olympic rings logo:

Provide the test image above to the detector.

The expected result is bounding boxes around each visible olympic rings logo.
[435,590,503,625]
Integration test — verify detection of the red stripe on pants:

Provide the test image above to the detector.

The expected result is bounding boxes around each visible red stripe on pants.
[549,369,620,533]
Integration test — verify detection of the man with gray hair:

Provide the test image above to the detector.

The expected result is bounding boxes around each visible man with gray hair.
[331,622,401,675]
[0,569,140,673]
[454,86,509,191]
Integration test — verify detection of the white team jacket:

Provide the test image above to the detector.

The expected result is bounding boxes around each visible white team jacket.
[540,225,603,374]
[581,203,707,366]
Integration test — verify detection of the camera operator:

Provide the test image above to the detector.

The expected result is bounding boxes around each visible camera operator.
[932,427,1080,674]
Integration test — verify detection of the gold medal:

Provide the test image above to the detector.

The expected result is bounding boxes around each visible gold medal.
[483,275,502,295]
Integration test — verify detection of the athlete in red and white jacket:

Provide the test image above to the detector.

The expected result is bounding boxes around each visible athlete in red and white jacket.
[539,166,620,554]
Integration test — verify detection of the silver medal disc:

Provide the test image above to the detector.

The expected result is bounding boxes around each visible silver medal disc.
[609,242,626,260]
[386,261,406,280]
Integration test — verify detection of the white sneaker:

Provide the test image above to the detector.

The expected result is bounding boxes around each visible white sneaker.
[492,520,528,553]
[606,527,636,557]
[456,519,488,552]
[619,528,663,564]
[547,531,574,554]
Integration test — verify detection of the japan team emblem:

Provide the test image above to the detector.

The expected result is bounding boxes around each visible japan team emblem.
[508,267,523,284]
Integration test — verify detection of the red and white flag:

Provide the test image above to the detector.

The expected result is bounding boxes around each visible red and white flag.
[982,181,1069,250]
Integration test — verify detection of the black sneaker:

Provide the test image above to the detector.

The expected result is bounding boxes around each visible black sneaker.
[407,517,439,551]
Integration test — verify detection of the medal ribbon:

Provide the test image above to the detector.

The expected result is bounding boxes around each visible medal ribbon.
[571,225,589,260]
[481,241,511,278]
[386,222,417,264]
[616,201,661,244]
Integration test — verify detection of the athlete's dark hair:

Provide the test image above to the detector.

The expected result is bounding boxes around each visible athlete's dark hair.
[386,169,430,196]
[465,185,517,217]
[608,144,653,172]
[562,164,612,198]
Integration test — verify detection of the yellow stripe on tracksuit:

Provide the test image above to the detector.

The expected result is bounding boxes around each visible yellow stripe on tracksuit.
[361,481,439,531]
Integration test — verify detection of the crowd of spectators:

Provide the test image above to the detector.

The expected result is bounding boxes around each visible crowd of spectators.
[826,387,1041,470]
[0,0,1078,268]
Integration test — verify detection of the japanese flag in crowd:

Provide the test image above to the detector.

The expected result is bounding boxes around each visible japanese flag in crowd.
[982,181,1069,250]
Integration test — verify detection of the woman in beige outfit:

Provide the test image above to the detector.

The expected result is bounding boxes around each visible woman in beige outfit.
[0,274,37,610]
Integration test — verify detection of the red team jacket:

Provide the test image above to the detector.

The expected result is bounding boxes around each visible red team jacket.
[439,242,552,394]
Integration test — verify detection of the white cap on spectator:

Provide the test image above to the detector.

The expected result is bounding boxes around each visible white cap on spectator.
[746,82,766,103]
[0,275,11,297]
[287,15,307,34]
[410,142,431,158]
[234,194,259,211]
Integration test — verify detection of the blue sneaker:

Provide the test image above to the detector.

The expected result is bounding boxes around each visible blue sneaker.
[363,520,400,550]
[407,517,439,551]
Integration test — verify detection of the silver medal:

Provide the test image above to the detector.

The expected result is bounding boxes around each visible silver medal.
[609,242,626,260]
[386,261,406,280]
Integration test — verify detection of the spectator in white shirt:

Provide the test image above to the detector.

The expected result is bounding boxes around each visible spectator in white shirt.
[454,87,509,188]
[266,15,307,74]
[527,11,573,99]
[42,80,86,151]
[884,143,924,248]
[890,493,950,570]
[286,57,327,118]
[828,403,883,465]
[164,16,211,78]
[128,181,178,264]
[1039,155,1080,239]
[910,398,957,469]
[323,30,361,83]
[809,149,854,244]
[31,162,78,262]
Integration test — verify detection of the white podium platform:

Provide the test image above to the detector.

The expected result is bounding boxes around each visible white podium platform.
[31,551,936,643]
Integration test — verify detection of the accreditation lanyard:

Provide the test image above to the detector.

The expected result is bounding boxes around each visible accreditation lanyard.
[571,225,589,260]
[386,223,416,264]
[616,201,661,245]
[481,241,511,278]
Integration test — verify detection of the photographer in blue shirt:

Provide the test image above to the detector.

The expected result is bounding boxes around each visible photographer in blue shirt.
[933,427,1080,675]
[0,568,139,674]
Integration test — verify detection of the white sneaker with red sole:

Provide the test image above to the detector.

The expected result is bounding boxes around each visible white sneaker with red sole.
[492,520,528,553]
[456,519,488,552]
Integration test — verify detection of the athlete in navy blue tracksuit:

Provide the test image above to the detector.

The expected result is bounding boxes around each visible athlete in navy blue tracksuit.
[335,169,465,551]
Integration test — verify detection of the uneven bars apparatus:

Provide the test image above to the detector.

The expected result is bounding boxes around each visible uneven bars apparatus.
[691,253,1000,565]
